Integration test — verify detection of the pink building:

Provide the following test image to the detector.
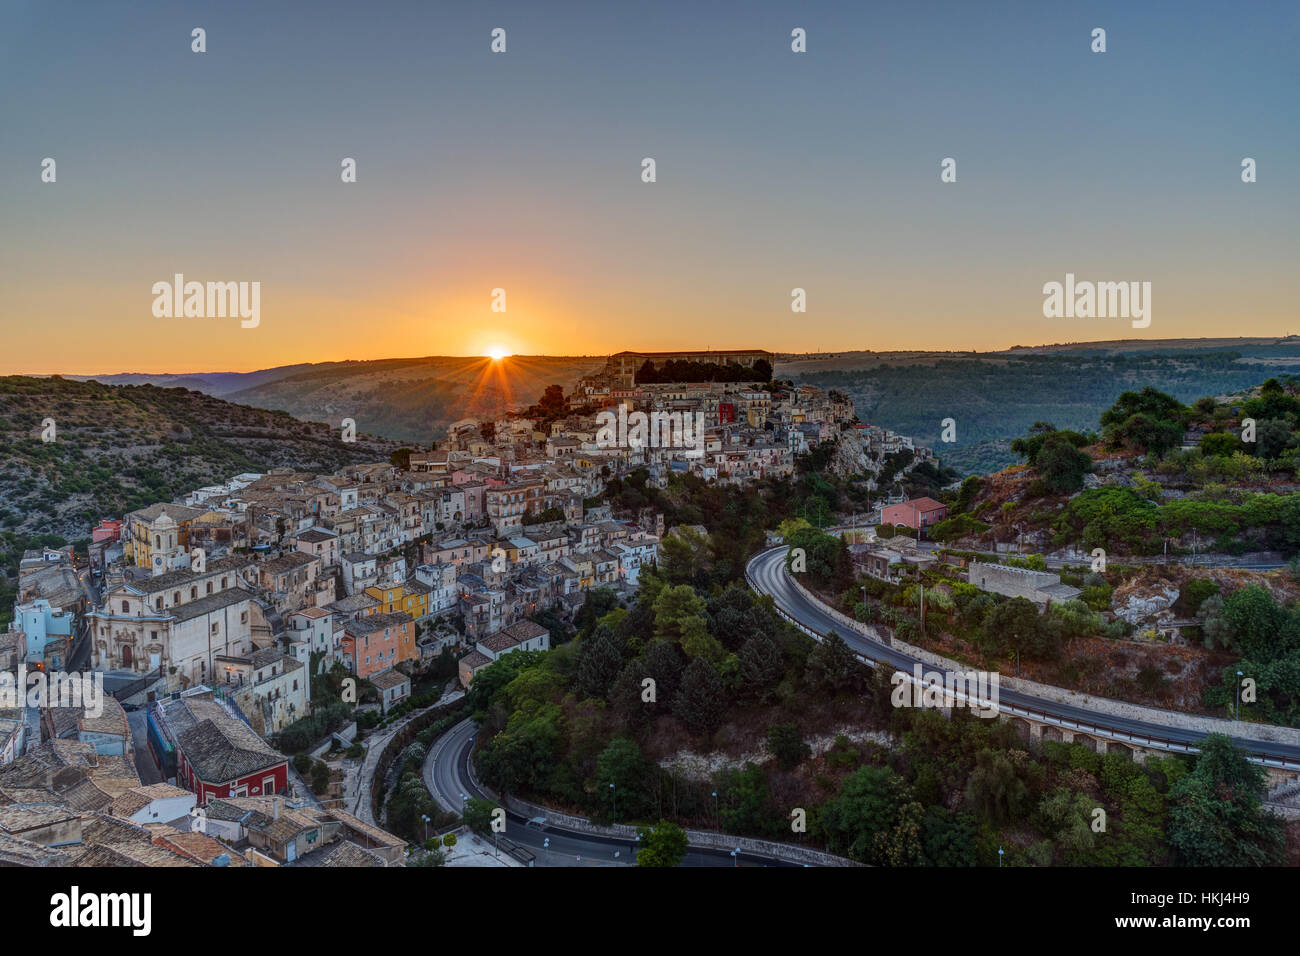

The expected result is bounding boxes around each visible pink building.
[91,518,123,544]
[881,497,948,531]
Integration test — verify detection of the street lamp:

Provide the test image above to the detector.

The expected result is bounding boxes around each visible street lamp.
[543,837,550,865]
[1235,670,1244,720]
[421,814,430,843]
[731,847,740,868]
[998,846,1004,867]
[610,782,616,823]
[712,790,718,827]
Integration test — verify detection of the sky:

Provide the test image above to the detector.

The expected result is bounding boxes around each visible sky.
[1,0,1297,374]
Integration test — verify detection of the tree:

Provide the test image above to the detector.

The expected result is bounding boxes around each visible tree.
[674,658,725,736]
[573,625,625,700]
[817,765,916,864]
[407,846,446,867]
[637,820,688,867]
[1167,734,1285,866]
[659,526,711,585]
[984,596,1054,660]
[715,763,775,836]
[963,749,1029,825]
[767,723,810,771]
[1100,387,1186,455]
[476,700,565,793]
[804,631,860,693]
[596,737,649,819]
[653,585,712,651]
[1252,419,1296,461]
[1033,433,1093,494]
[739,632,784,694]
[462,797,497,835]
[389,448,414,469]
[920,806,977,866]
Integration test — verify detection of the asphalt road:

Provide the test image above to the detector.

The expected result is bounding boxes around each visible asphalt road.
[747,546,1300,770]
[423,718,799,867]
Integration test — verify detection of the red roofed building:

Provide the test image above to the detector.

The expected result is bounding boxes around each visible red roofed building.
[881,497,948,531]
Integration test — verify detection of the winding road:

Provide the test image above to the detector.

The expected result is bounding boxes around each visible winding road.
[746,545,1300,771]
[423,717,799,867]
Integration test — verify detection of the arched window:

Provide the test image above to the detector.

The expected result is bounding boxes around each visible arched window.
[121,601,129,613]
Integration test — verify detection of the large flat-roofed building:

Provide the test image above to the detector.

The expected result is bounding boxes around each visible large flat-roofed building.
[605,349,774,387]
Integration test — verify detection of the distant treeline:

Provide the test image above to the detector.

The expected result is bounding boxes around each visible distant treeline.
[635,358,773,384]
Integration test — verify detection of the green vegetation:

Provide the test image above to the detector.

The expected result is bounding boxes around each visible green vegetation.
[1201,586,1300,726]
[636,821,689,866]
[793,348,1300,474]
[635,358,772,385]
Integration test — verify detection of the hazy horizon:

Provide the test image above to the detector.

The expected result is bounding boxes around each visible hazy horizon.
[12,332,1300,379]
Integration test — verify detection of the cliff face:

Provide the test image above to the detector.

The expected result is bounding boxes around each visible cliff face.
[826,430,881,482]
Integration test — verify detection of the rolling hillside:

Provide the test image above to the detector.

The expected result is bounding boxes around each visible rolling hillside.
[0,376,404,541]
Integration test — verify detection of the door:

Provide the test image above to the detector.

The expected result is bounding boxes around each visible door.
[121,644,133,668]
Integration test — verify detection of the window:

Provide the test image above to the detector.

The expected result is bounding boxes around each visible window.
[221,577,227,588]
[206,582,213,594]
[190,587,197,600]
[121,601,129,613]
[155,597,163,610]
[211,623,219,635]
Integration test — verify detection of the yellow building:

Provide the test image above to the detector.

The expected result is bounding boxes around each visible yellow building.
[124,503,204,573]
[364,582,430,621]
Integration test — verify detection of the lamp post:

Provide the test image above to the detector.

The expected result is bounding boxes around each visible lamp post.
[610,782,616,823]
[998,846,1004,867]
[421,814,430,844]
[712,790,718,828]
[543,837,550,866]
[1235,670,1243,720]
[731,847,740,868]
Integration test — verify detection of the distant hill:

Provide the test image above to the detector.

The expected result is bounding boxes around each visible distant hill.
[777,339,1300,475]
[0,376,404,540]
[69,354,605,444]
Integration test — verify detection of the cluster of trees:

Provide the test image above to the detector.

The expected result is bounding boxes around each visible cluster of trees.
[466,571,882,829]
[1052,487,1300,557]
[1201,585,1300,727]
[634,358,773,384]
[599,466,866,588]
[817,710,1280,867]
[464,553,1281,866]
[1010,421,1095,495]
[781,521,854,592]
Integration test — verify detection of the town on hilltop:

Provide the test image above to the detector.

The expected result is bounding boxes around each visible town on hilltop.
[0,350,940,866]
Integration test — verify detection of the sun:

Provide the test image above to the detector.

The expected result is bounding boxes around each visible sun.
[486,346,511,361]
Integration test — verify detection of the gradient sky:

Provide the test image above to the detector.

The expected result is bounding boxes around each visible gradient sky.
[2,0,1297,374]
